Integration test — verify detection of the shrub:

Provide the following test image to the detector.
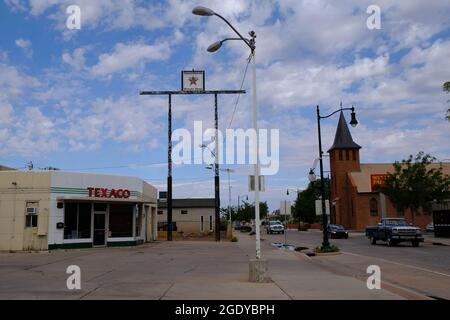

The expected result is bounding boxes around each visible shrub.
[231,236,238,242]
[240,225,252,233]
[314,245,340,254]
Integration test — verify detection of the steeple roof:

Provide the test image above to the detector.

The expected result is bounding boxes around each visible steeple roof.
[328,112,361,152]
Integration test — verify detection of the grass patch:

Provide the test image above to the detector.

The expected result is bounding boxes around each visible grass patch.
[314,245,340,253]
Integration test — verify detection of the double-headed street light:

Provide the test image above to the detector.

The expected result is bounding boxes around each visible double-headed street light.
[315,103,358,250]
[193,6,262,261]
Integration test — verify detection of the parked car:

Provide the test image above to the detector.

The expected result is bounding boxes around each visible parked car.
[426,221,434,233]
[266,220,285,234]
[366,218,424,247]
[327,224,349,239]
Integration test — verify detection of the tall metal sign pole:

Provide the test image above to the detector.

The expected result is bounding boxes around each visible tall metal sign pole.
[214,93,220,241]
[140,71,244,241]
[167,94,173,241]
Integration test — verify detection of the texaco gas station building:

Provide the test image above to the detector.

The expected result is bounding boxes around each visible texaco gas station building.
[0,169,158,251]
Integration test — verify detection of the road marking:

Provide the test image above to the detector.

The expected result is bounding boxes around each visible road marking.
[342,251,450,278]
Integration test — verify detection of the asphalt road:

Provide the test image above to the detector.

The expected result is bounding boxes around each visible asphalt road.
[265,230,450,299]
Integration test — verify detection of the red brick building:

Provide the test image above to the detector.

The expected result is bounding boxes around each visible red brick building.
[328,112,450,230]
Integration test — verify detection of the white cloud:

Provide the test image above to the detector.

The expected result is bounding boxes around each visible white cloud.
[15,38,33,58]
[91,41,171,77]
[62,47,87,71]
[0,63,40,101]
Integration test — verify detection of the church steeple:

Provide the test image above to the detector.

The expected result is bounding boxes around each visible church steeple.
[328,112,361,152]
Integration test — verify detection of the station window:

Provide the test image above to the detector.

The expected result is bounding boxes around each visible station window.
[181,210,188,215]
[25,202,39,228]
[64,202,92,239]
[135,205,142,237]
[369,198,378,216]
[157,210,163,215]
[109,204,133,238]
[346,150,350,160]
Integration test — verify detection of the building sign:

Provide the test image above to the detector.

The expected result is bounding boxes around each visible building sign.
[182,70,205,92]
[87,187,131,199]
[370,174,388,192]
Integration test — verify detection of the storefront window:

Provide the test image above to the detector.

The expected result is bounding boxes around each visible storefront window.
[109,204,133,237]
[64,202,91,239]
[369,198,378,216]
[135,205,142,237]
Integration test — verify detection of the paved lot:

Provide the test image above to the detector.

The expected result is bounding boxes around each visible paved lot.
[267,230,450,299]
[0,235,402,300]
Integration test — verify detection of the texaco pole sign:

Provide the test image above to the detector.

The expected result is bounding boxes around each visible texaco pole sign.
[182,70,205,92]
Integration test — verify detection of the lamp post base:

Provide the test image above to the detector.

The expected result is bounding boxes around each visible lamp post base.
[249,259,269,283]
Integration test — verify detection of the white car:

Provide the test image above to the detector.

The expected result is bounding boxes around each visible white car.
[266,221,285,234]
[426,221,434,232]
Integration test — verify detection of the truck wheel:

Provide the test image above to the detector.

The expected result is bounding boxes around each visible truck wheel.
[370,237,377,245]
[387,236,396,247]
[412,241,420,247]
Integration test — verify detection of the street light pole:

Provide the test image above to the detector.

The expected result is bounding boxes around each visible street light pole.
[316,103,358,249]
[220,168,234,238]
[193,6,266,281]
[316,105,329,249]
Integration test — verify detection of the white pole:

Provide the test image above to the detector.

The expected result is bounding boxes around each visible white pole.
[228,170,232,227]
[252,50,261,260]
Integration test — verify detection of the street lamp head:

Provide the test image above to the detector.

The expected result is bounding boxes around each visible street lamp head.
[207,41,223,53]
[286,189,289,196]
[192,6,215,16]
[350,108,358,128]
[205,164,214,170]
[308,169,317,182]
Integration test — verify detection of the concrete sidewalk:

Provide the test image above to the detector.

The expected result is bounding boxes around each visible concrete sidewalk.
[235,233,402,300]
[0,236,403,300]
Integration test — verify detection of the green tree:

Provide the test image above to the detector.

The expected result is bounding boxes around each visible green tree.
[379,152,450,224]
[444,81,450,121]
[293,178,330,224]
[232,201,268,222]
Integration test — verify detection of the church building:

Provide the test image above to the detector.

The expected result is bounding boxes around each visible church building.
[328,112,450,230]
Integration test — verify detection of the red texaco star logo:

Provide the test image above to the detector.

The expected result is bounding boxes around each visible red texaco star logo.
[189,76,198,86]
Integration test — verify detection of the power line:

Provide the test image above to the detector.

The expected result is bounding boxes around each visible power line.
[228,53,252,129]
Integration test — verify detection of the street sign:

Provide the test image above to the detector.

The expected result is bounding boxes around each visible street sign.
[280,200,291,216]
[248,175,265,192]
[315,200,330,216]
[182,70,205,92]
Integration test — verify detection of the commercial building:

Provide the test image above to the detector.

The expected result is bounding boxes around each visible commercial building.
[328,113,450,230]
[0,170,158,251]
[157,198,215,237]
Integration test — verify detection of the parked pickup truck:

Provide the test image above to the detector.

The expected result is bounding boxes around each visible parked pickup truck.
[266,220,285,234]
[366,218,424,247]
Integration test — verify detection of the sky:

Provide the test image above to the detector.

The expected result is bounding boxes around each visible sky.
[1,0,449,211]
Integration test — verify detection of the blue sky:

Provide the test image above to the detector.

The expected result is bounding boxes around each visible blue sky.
[1,0,449,210]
